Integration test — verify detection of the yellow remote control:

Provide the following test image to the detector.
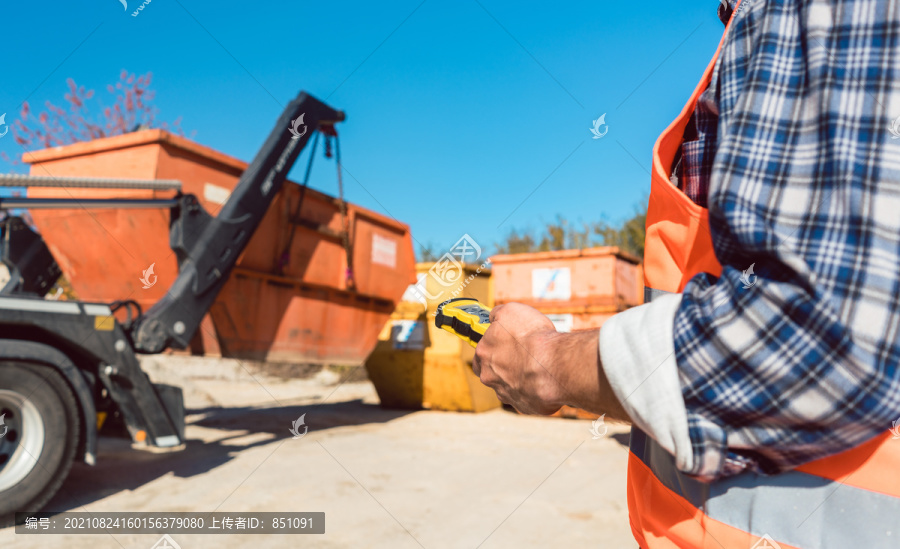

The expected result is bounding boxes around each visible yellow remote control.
[434,298,492,348]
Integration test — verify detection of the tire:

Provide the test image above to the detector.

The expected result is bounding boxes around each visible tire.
[0,361,80,525]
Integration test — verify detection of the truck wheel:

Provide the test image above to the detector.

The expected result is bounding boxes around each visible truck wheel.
[0,361,80,525]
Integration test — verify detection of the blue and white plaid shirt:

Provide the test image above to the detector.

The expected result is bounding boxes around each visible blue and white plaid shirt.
[672,0,900,479]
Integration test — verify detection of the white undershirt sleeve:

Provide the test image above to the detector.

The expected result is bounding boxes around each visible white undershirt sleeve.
[598,292,693,472]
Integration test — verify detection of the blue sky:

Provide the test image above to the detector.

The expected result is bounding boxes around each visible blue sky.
[0,0,726,256]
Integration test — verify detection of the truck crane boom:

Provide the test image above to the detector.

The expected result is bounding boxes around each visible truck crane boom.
[133,92,345,353]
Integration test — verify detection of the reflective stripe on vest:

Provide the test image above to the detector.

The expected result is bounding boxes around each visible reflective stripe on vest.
[632,0,900,547]
[630,427,900,549]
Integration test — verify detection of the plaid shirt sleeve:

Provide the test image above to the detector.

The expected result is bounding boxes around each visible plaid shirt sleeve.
[673,0,900,480]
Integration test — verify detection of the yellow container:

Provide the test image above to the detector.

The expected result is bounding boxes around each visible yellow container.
[365,262,500,412]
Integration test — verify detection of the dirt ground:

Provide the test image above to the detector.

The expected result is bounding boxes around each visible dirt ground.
[0,355,635,549]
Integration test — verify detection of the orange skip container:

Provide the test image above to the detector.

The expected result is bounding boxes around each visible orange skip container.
[490,246,643,324]
[24,130,416,363]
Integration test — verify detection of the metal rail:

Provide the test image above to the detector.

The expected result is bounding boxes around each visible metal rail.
[0,198,179,209]
[0,174,182,191]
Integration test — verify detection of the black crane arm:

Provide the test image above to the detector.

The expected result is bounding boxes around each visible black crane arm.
[132,92,344,353]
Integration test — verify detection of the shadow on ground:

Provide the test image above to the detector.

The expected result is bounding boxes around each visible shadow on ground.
[610,432,630,448]
[42,399,412,513]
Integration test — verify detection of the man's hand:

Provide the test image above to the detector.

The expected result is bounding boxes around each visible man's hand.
[472,303,567,415]
[472,302,630,421]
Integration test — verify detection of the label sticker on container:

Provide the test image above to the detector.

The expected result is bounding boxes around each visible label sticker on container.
[532,267,571,300]
[372,234,397,268]
[391,320,425,350]
[203,182,232,205]
[546,314,574,333]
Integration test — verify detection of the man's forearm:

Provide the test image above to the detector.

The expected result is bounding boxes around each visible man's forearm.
[539,330,631,422]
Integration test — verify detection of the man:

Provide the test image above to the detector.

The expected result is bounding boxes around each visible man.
[472,1,900,547]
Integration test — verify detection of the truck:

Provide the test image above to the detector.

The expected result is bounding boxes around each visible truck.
[0,92,344,523]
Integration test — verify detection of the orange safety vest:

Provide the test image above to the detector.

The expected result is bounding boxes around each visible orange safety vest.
[634,2,900,548]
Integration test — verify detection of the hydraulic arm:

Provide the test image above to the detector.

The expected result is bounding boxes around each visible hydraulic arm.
[132,92,344,353]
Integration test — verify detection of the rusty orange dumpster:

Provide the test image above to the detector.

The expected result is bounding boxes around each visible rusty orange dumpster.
[24,129,416,363]
[490,246,642,330]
